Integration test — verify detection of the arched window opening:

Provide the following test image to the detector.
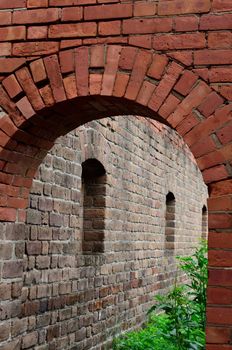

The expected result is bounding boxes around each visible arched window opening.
[165,192,176,254]
[202,205,208,240]
[81,159,106,254]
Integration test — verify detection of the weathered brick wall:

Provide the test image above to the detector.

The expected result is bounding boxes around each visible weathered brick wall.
[20,116,207,349]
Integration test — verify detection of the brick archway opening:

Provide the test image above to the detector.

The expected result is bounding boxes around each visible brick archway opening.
[0,44,231,348]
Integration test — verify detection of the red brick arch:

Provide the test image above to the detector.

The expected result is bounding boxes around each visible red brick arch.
[0,45,232,349]
[0,41,232,347]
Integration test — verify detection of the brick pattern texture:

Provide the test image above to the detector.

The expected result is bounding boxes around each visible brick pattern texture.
[0,1,231,348]
[22,117,206,349]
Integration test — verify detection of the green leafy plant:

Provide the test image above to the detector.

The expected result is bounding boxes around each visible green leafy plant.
[113,240,208,350]
[176,239,208,330]
[113,314,178,350]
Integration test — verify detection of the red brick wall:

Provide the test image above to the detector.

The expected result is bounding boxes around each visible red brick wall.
[23,116,207,349]
[0,1,231,348]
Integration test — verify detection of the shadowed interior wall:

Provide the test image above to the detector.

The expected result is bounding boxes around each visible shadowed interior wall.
[23,116,208,349]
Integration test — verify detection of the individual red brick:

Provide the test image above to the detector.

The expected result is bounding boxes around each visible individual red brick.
[190,136,216,158]
[22,331,38,349]
[27,26,48,39]
[217,122,232,145]
[158,93,180,119]
[30,59,47,83]
[208,212,232,229]
[118,47,137,70]
[129,35,152,49]
[200,14,232,30]
[50,0,95,5]
[90,45,104,68]
[0,12,11,25]
[153,33,206,50]
[198,92,224,117]
[209,269,232,287]
[134,2,156,16]
[83,36,127,45]
[158,0,211,15]
[16,67,45,111]
[7,196,28,209]
[60,39,82,49]
[174,71,198,96]
[149,62,183,112]
[209,68,232,82]
[61,7,83,21]
[27,0,48,7]
[123,18,172,34]
[0,58,25,74]
[59,50,74,73]
[0,0,25,8]
[203,165,228,183]
[84,3,132,20]
[2,75,22,98]
[208,32,232,49]
[218,86,232,100]
[174,16,198,32]
[209,248,232,267]
[99,21,121,36]
[13,42,59,56]
[147,54,168,80]
[0,130,10,147]
[98,0,117,3]
[0,26,26,41]
[125,50,152,100]
[101,45,121,96]
[196,146,228,170]
[2,260,23,277]
[0,115,18,137]
[13,8,59,24]
[113,73,129,97]
[136,81,155,106]
[176,113,199,136]
[167,51,193,66]
[39,85,54,107]
[49,23,97,38]
[0,172,13,185]
[208,197,232,212]
[63,75,77,99]
[195,50,232,65]
[0,43,11,57]
[207,327,231,344]
[89,74,102,95]
[208,306,232,325]
[212,0,232,12]
[75,46,89,96]
[210,179,232,197]
[44,55,66,103]
[16,96,35,119]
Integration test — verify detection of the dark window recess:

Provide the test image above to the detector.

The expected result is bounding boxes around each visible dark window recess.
[81,159,106,254]
[165,192,175,254]
[202,205,208,240]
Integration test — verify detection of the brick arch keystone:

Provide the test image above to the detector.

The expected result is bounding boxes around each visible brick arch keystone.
[0,44,232,347]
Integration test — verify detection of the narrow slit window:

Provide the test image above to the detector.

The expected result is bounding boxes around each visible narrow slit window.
[202,205,208,240]
[165,192,176,254]
[81,159,106,254]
